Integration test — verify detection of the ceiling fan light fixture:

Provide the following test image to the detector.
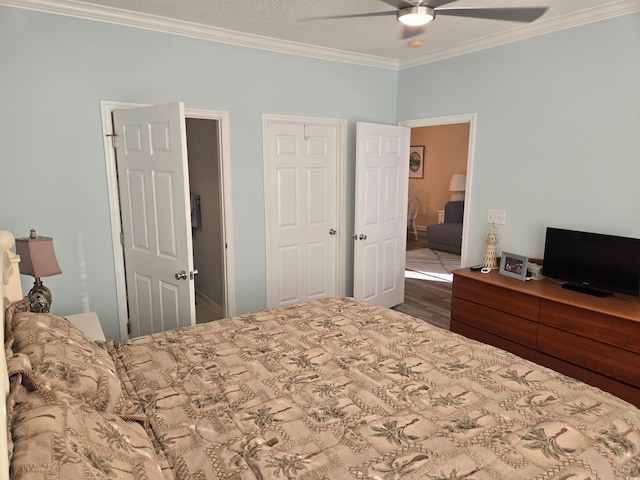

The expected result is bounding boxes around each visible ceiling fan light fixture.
[397,6,435,27]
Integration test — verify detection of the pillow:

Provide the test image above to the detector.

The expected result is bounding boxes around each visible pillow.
[6,352,34,466]
[3,297,29,348]
[9,388,169,480]
[6,352,39,391]
[10,311,128,413]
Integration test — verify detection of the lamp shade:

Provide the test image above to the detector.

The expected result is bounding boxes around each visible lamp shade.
[15,232,62,278]
[449,173,466,192]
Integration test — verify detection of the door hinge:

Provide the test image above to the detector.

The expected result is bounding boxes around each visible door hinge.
[106,133,118,149]
[120,232,125,246]
[126,320,131,335]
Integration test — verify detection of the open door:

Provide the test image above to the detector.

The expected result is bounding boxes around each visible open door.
[113,102,195,337]
[353,122,410,308]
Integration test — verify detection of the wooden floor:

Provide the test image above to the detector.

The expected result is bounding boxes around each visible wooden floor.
[392,231,460,330]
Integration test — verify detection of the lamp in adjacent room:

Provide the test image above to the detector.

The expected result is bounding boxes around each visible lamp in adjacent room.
[15,229,62,313]
[449,173,466,201]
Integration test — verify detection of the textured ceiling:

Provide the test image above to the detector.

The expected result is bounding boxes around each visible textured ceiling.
[27,0,639,64]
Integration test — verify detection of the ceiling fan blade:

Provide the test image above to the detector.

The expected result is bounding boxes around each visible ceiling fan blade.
[305,11,397,21]
[379,0,414,9]
[435,7,548,23]
[426,0,462,7]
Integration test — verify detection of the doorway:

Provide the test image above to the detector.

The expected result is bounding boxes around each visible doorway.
[392,114,475,326]
[185,118,226,322]
[100,101,236,339]
[401,113,476,266]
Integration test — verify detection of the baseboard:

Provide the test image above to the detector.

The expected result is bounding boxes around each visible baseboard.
[195,289,224,318]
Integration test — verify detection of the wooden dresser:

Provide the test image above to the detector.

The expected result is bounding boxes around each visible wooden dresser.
[451,268,640,407]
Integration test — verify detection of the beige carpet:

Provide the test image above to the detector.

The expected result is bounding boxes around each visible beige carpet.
[405,246,460,282]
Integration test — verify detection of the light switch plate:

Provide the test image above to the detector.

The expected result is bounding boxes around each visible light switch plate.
[487,209,506,225]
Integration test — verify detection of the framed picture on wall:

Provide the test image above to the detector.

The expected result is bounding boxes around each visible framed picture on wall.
[409,146,425,179]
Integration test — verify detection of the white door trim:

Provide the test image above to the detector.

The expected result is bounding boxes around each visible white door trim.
[262,114,348,305]
[100,100,236,340]
[399,113,476,266]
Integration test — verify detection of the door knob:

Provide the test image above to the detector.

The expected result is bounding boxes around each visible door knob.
[359,234,367,240]
[329,229,336,235]
[175,270,198,280]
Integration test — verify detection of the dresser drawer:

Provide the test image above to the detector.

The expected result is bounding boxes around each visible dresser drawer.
[536,352,640,408]
[451,269,640,402]
[451,320,536,361]
[540,300,640,354]
[453,275,540,321]
[452,297,539,348]
[537,324,639,387]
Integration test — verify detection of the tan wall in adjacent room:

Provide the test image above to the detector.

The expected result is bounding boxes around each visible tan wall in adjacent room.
[408,123,470,228]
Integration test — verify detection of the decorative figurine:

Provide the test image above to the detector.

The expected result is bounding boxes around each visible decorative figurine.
[482,222,499,269]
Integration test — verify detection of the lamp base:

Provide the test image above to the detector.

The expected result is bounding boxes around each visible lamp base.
[28,278,53,313]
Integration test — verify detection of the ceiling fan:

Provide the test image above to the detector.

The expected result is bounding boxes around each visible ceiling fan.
[314,0,548,39]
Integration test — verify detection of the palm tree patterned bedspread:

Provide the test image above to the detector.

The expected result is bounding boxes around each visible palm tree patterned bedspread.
[107,297,640,480]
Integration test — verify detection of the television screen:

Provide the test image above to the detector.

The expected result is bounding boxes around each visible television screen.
[542,227,640,297]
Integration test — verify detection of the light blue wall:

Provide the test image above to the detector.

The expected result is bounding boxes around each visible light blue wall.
[0,7,398,340]
[398,13,640,264]
[2,7,639,340]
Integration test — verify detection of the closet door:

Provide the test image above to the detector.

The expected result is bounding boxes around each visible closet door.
[264,117,341,307]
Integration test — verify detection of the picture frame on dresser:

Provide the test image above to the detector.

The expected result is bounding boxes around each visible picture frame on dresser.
[499,251,528,280]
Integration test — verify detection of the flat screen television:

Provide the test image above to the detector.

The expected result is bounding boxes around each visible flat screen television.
[542,227,640,297]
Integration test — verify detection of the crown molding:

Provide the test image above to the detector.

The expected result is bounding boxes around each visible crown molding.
[3,0,638,71]
[400,0,640,69]
[0,0,400,69]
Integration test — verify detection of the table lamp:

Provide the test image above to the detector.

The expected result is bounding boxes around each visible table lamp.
[15,229,62,313]
[449,173,466,201]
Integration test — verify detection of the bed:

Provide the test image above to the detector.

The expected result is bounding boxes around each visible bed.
[3,231,640,479]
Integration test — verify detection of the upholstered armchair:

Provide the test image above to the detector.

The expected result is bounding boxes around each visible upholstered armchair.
[426,201,464,255]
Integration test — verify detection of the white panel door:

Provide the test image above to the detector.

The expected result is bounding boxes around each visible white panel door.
[353,122,410,308]
[264,120,338,307]
[113,103,195,337]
